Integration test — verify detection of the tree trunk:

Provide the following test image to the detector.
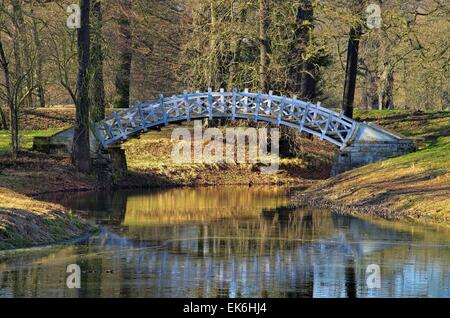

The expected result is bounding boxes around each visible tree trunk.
[115,0,132,108]
[301,58,317,100]
[12,0,33,109]
[9,105,19,159]
[0,105,7,129]
[10,0,26,158]
[227,39,242,90]
[0,38,18,158]
[72,0,91,173]
[33,16,45,108]
[442,91,449,111]
[287,1,310,94]
[342,24,362,118]
[362,71,379,110]
[259,0,270,92]
[208,2,218,89]
[299,1,316,100]
[90,0,106,122]
[381,69,394,109]
[441,79,449,110]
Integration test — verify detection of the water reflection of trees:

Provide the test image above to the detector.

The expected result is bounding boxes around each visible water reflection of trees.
[2,187,449,298]
[123,186,290,226]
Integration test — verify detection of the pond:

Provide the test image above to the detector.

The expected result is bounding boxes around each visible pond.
[0,186,449,298]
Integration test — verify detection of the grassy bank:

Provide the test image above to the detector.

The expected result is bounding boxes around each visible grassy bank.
[0,152,94,249]
[0,188,92,250]
[0,129,61,154]
[0,119,93,249]
[295,110,450,225]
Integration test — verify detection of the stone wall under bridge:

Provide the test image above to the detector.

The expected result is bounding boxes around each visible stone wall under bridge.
[331,122,416,176]
[331,140,416,176]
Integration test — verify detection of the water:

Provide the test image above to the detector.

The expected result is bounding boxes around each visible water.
[0,186,449,298]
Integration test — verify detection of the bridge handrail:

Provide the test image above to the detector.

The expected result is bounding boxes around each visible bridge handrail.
[95,90,358,149]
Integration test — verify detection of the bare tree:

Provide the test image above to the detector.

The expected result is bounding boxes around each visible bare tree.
[90,0,106,122]
[115,0,132,108]
[259,0,270,92]
[0,0,37,158]
[72,0,91,173]
[32,7,45,108]
[342,17,363,118]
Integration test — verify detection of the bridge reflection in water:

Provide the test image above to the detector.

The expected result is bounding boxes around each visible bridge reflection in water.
[0,187,449,298]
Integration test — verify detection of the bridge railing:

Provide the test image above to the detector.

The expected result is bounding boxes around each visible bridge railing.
[95,89,358,149]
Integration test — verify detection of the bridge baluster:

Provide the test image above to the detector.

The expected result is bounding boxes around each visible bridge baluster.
[184,90,191,122]
[322,113,333,141]
[208,88,213,120]
[172,95,179,118]
[195,90,201,115]
[255,92,261,121]
[300,103,310,132]
[94,122,107,147]
[219,88,225,113]
[287,96,296,119]
[137,102,148,131]
[113,111,126,140]
[160,95,168,126]
[267,91,273,115]
[232,88,237,120]
[244,88,249,113]
[278,96,286,127]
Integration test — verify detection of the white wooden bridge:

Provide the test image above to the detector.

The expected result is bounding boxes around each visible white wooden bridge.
[95,89,359,149]
[91,89,415,175]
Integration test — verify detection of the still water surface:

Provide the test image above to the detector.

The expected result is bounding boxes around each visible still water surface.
[0,186,449,298]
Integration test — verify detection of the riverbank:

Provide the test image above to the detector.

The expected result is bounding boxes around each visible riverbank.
[0,147,95,249]
[0,187,92,250]
[1,107,333,190]
[293,110,450,226]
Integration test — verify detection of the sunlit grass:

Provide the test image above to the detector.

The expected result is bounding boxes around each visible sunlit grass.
[354,109,450,140]
[309,136,450,223]
[122,129,325,186]
[0,129,61,153]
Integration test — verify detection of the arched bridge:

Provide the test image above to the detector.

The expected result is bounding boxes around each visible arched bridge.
[95,89,357,149]
[94,89,416,175]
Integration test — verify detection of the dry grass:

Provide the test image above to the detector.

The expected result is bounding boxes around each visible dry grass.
[294,109,450,224]
[301,136,450,224]
[0,152,95,249]
[0,187,91,249]
[0,106,75,131]
[121,125,333,187]
[0,152,95,196]
[355,109,450,141]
